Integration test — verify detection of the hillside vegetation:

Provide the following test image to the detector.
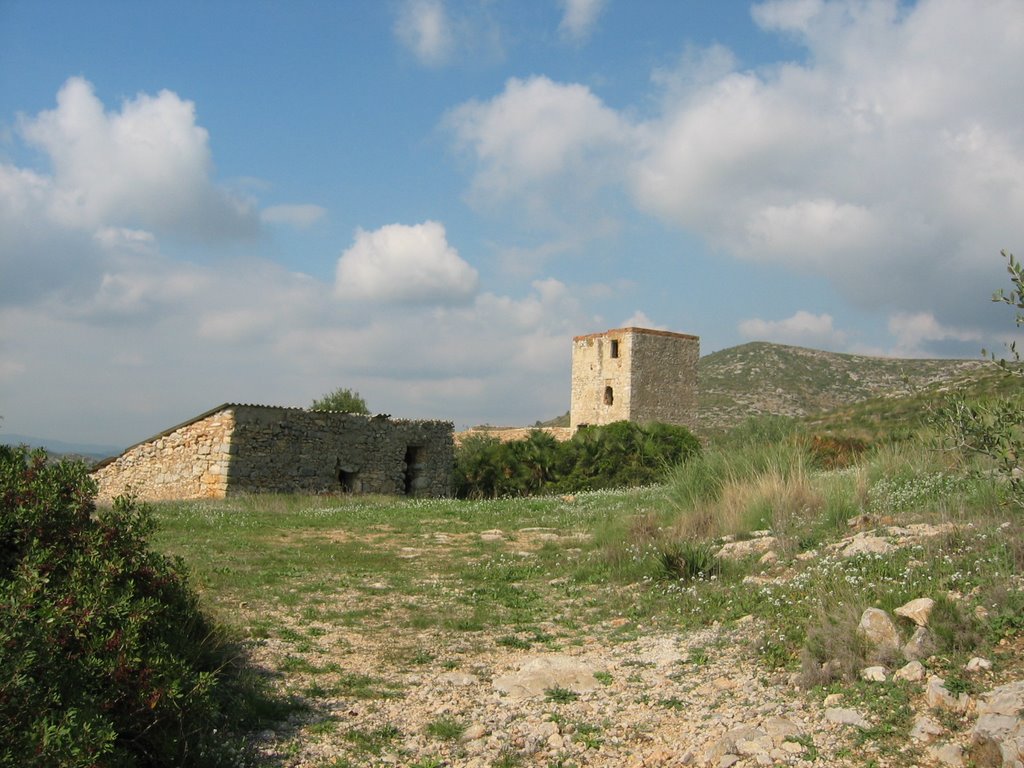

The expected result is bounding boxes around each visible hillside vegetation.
[698,342,991,433]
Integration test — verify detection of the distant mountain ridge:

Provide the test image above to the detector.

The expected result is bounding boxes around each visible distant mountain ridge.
[698,341,989,431]
[0,433,123,461]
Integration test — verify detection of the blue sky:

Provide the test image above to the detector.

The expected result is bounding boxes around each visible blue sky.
[1,0,1021,448]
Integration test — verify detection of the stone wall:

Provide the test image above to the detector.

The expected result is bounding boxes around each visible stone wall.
[454,426,574,445]
[227,406,454,497]
[93,404,455,502]
[93,409,234,503]
[627,329,700,429]
[570,327,699,430]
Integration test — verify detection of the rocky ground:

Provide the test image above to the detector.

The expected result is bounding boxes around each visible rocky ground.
[240,520,1024,768]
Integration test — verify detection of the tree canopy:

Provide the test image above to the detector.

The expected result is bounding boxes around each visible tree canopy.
[310,388,369,414]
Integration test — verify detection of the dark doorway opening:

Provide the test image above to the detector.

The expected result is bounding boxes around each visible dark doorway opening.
[337,465,359,493]
[404,446,424,495]
[604,386,614,405]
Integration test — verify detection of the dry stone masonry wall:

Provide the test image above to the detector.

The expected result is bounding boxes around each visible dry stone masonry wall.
[227,406,453,498]
[570,327,699,430]
[93,410,234,503]
[93,405,454,502]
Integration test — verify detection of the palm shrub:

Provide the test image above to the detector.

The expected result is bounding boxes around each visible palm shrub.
[453,422,700,498]
[0,446,260,767]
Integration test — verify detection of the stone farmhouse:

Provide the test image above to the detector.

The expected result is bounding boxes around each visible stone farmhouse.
[93,404,454,503]
[570,327,699,431]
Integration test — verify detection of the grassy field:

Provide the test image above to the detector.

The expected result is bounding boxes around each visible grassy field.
[147,422,1024,766]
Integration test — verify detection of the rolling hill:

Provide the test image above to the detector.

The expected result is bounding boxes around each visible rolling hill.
[697,342,998,432]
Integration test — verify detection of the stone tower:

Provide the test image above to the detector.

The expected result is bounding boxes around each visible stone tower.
[570,327,699,430]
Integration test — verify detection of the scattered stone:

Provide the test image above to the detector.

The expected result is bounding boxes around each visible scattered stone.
[928,742,965,767]
[824,708,869,728]
[894,660,926,682]
[858,607,902,662]
[492,655,599,701]
[911,714,945,742]
[903,626,937,661]
[926,676,971,713]
[758,550,779,566]
[965,657,993,674]
[895,597,936,627]
[717,536,779,561]
[437,671,480,686]
[461,724,487,742]
[861,666,888,682]
[971,680,1024,768]
[841,534,894,558]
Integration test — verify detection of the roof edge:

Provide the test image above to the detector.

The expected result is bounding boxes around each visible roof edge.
[572,327,700,343]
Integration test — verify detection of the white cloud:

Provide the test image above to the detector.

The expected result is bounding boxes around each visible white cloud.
[620,310,664,330]
[558,0,606,42]
[261,204,326,229]
[0,78,263,309]
[0,80,585,445]
[630,0,1024,324]
[445,75,633,200]
[335,221,479,304]
[739,311,848,349]
[394,0,454,66]
[443,3,1022,335]
[887,311,982,358]
[18,77,258,239]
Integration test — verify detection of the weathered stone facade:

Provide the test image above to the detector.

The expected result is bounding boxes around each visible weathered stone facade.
[570,327,699,430]
[93,404,454,503]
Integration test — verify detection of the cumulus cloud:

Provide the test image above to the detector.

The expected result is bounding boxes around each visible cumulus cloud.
[739,311,848,349]
[261,204,326,228]
[0,80,584,445]
[443,1,1022,335]
[445,75,633,200]
[558,0,606,42]
[620,310,664,330]
[887,311,983,358]
[18,77,258,239]
[631,0,1024,323]
[394,0,455,66]
[0,78,262,308]
[335,221,479,304]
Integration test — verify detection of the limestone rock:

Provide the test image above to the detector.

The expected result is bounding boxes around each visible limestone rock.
[928,742,965,767]
[926,675,971,713]
[895,597,936,627]
[911,714,945,742]
[966,657,993,674]
[717,536,778,561]
[461,723,487,742]
[861,665,888,682]
[903,626,937,661]
[825,708,869,728]
[492,655,599,701]
[858,608,902,662]
[972,680,1024,767]
[841,535,894,558]
[894,660,926,682]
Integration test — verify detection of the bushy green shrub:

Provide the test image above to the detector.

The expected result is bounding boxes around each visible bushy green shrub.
[453,421,700,499]
[932,251,1024,508]
[0,446,263,767]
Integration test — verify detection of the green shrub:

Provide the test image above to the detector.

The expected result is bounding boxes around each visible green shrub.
[453,422,700,499]
[0,446,267,767]
[655,540,721,582]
